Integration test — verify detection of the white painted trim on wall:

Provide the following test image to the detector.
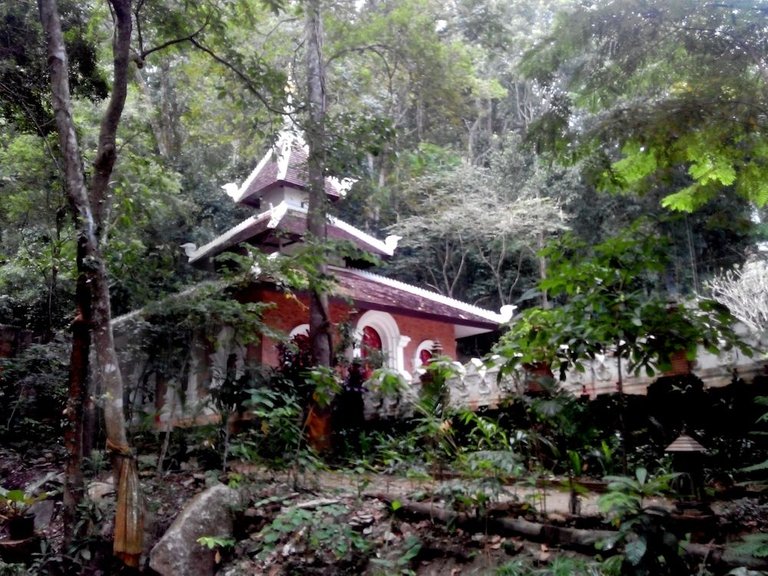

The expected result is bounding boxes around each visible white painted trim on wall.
[354,310,411,379]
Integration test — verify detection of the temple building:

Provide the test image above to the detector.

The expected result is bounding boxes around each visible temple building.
[183,128,514,383]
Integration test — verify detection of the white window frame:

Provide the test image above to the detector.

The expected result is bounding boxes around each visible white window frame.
[354,310,410,378]
[413,339,436,371]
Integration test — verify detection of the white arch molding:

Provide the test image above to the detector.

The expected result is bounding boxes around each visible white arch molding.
[413,339,436,371]
[289,324,310,339]
[354,310,411,379]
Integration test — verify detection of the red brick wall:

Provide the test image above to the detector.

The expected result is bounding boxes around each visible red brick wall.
[392,313,456,373]
[244,286,353,366]
[240,284,459,374]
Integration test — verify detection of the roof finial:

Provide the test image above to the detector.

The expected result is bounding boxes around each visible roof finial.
[282,68,299,134]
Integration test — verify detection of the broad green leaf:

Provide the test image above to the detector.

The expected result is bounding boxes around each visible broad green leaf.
[624,537,647,566]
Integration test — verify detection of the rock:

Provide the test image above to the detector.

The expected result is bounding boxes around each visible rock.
[149,483,241,576]
[87,478,115,502]
[29,499,55,531]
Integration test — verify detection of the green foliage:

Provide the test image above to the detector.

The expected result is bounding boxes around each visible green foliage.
[739,396,768,478]
[196,535,236,550]
[0,561,27,576]
[522,0,768,210]
[307,365,343,409]
[727,533,768,561]
[597,468,685,575]
[458,410,509,452]
[369,534,421,576]
[257,502,371,562]
[598,468,679,526]
[418,354,459,414]
[496,224,750,384]
[495,560,528,576]
[0,1,107,134]
[236,386,303,463]
[325,0,479,151]
[0,487,49,520]
[0,131,75,332]
[106,151,192,315]
[496,556,613,576]
[0,338,69,448]
[366,366,408,399]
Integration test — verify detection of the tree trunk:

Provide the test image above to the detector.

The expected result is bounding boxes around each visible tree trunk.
[304,0,333,453]
[62,235,90,548]
[305,0,332,368]
[616,340,628,474]
[39,0,143,566]
[375,493,612,551]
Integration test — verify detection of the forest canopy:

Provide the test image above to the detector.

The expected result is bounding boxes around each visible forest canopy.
[0,0,765,331]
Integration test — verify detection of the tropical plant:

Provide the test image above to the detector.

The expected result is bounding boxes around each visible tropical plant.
[597,467,686,575]
[0,340,69,448]
[496,225,750,471]
[257,502,371,563]
[0,488,48,522]
[738,396,768,480]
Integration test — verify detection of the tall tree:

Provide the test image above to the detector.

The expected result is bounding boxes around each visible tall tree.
[386,135,577,309]
[37,0,286,561]
[305,0,332,369]
[708,255,768,335]
[321,0,482,228]
[38,0,142,563]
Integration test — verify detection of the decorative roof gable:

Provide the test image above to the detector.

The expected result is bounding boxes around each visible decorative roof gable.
[226,130,348,208]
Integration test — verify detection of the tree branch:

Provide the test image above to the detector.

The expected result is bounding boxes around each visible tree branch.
[138,19,210,64]
[189,38,285,114]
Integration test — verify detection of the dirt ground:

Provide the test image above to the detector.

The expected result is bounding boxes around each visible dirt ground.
[2,448,768,575]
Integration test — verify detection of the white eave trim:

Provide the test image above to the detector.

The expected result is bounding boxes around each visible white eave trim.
[232,149,274,204]
[327,215,395,257]
[335,266,515,325]
[186,202,397,263]
[187,210,273,264]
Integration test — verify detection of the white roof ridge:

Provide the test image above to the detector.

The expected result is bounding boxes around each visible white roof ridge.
[187,202,396,263]
[188,207,278,263]
[232,130,308,203]
[334,266,512,324]
[327,215,395,256]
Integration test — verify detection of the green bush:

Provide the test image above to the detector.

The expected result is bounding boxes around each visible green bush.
[0,338,69,449]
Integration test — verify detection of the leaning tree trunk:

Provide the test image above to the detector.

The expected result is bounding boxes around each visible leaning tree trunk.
[39,0,143,566]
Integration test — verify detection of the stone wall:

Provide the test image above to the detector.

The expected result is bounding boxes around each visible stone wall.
[444,331,767,409]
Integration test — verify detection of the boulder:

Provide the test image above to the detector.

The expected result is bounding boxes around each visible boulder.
[149,483,241,576]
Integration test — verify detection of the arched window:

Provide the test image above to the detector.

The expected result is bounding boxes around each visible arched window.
[289,324,309,339]
[362,326,383,358]
[282,324,312,375]
[354,311,410,378]
[360,326,383,378]
[414,339,435,369]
